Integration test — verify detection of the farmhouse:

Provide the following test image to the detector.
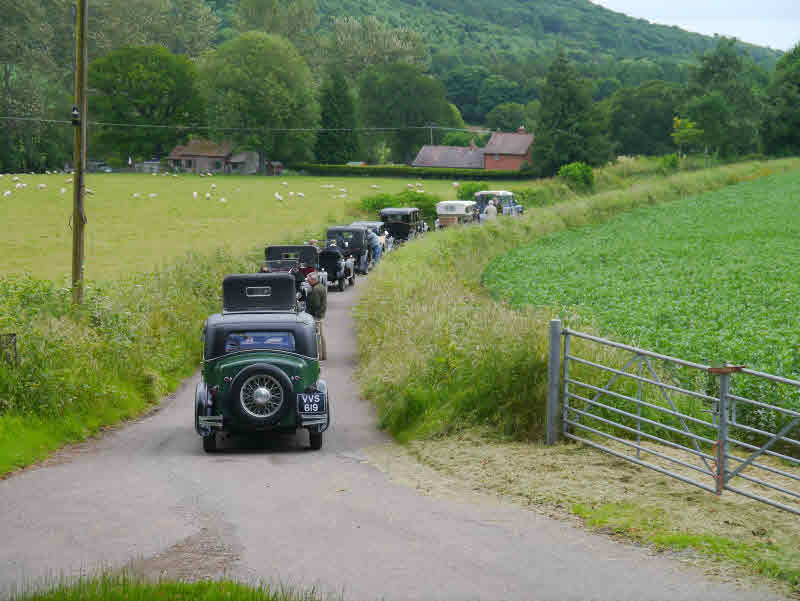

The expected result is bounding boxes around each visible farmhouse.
[483,127,535,171]
[412,127,534,171]
[167,140,261,174]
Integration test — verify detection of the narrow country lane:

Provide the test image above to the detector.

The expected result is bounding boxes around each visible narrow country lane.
[0,277,784,601]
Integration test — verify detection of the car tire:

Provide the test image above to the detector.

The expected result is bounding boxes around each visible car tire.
[229,363,293,426]
[337,278,345,292]
[309,430,323,450]
[202,433,218,453]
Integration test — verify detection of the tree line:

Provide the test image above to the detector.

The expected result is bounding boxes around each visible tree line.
[1,0,799,174]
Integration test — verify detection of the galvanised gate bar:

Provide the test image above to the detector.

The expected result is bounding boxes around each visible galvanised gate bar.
[545,320,800,515]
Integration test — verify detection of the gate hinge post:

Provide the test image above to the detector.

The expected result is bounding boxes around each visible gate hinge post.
[546,319,562,445]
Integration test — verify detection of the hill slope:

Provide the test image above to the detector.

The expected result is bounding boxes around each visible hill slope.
[317,0,781,69]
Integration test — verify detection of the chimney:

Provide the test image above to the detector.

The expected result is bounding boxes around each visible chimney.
[518,125,526,134]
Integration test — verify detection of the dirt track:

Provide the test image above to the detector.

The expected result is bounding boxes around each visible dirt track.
[0,277,785,601]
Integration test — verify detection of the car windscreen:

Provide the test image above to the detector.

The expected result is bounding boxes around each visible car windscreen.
[384,214,409,223]
[225,331,296,354]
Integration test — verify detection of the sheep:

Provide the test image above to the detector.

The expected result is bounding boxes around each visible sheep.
[219,197,227,203]
[407,183,414,188]
[148,192,157,198]
[282,181,288,186]
[416,182,423,187]
[370,184,379,189]
[297,192,305,198]
[274,192,283,201]
[60,187,67,194]
[3,190,10,197]
[12,176,19,182]
[66,178,73,183]
[86,188,94,195]
[205,193,211,200]
[132,192,140,198]
[37,183,46,190]
[193,191,198,199]
[211,183,216,189]
[15,183,23,189]
[452,182,460,187]
[289,191,295,197]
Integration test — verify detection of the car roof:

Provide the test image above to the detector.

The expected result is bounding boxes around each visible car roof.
[475,190,514,196]
[351,221,383,227]
[380,207,419,215]
[207,311,310,327]
[327,225,367,232]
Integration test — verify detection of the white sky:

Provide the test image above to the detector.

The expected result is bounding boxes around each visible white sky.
[590,0,800,51]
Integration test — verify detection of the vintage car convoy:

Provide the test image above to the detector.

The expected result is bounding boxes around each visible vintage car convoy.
[195,273,329,452]
[435,200,478,230]
[379,207,425,244]
[318,243,355,291]
[350,220,394,254]
[326,226,373,274]
[474,190,524,220]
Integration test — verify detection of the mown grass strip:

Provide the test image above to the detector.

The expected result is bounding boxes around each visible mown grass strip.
[353,158,800,442]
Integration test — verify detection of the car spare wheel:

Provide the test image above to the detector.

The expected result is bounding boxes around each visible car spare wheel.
[230,363,292,426]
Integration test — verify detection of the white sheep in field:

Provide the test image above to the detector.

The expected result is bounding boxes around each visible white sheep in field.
[3,190,10,197]
[407,183,414,188]
[12,176,19,182]
[193,191,198,199]
[219,197,227,203]
[297,192,305,198]
[205,192,211,200]
[132,192,140,198]
[339,188,347,193]
[15,183,23,189]
[452,182,460,187]
[37,183,46,190]
[370,184,378,189]
[289,191,295,197]
[282,181,288,186]
[148,192,157,198]
[416,182,423,187]
[66,178,73,183]
[211,183,216,189]
[274,192,283,201]
[60,188,66,194]
[200,173,205,178]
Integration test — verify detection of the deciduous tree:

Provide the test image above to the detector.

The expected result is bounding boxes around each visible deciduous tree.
[200,32,319,165]
[314,68,361,164]
[763,43,800,156]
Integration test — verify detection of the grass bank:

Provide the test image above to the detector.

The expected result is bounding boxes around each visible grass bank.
[353,158,800,442]
[11,576,320,601]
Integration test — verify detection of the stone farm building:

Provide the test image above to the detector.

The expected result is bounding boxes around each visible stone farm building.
[412,128,534,171]
[167,139,261,174]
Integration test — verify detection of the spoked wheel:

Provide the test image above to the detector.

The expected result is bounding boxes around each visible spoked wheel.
[239,373,284,420]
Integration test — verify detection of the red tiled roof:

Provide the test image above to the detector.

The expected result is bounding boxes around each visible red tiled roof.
[167,139,233,159]
[484,131,534,156]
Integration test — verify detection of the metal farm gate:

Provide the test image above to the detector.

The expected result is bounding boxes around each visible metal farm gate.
[545,320,800,515]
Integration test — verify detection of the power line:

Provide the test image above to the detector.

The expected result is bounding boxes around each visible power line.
[0,115,491,134]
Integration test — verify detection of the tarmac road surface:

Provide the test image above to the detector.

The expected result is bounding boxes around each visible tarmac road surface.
[0,276,785,601]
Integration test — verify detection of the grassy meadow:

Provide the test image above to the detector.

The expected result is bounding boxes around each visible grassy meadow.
[1,173,522,281]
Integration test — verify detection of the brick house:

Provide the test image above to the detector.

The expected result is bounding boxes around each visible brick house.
[482,127,535,171]
[412,128,534,171]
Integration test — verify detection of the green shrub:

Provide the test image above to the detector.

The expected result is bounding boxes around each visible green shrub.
[658,153,680,174]
[455,181,488,200]
[359,188,442,225]
[557,161,595,193]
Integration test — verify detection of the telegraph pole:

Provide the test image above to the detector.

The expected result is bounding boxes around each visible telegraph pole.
[71,0,88,305]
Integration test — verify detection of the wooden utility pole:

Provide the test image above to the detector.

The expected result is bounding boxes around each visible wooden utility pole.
[71,0,88,305]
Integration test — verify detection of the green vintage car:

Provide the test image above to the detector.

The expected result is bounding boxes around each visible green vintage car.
[195,273,329,452]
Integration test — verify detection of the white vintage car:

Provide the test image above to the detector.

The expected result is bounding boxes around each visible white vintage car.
[435,200,478,230]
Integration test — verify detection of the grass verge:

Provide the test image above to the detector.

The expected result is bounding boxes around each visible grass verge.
[353,157,800,442]
[11,575,321,601]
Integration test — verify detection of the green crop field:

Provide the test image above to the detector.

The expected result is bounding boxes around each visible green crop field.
[484,170,800,393]
[1,173,520,282]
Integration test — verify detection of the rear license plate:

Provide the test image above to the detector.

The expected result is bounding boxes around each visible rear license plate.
[297,392,326,414]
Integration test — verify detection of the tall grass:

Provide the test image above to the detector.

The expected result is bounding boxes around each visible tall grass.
[353,158,800,442]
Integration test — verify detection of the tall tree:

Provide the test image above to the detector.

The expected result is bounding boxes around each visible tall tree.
[233,0,318,48]
[200,32,319,165]
[326,17,428,77]
[89,45,204,161]
[686,37,764,157]
[486,103,533,132]
[608,81,680,156]
[443,65,490,124]
[763,43,800,156]
[533,51,612,176]
[314,68,361,164]
[359,63,450,163]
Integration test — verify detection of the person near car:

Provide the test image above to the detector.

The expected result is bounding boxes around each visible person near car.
[485,199,498,220]
[366,228,382,263]
[305,271,327,360]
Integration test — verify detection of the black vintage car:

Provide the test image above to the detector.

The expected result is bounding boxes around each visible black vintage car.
[318,244,355,291]
[326,226,372,274]
[350,220,394,254]
[380,207,425,244]
[195,273,330,452]
[264,245,327,288]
